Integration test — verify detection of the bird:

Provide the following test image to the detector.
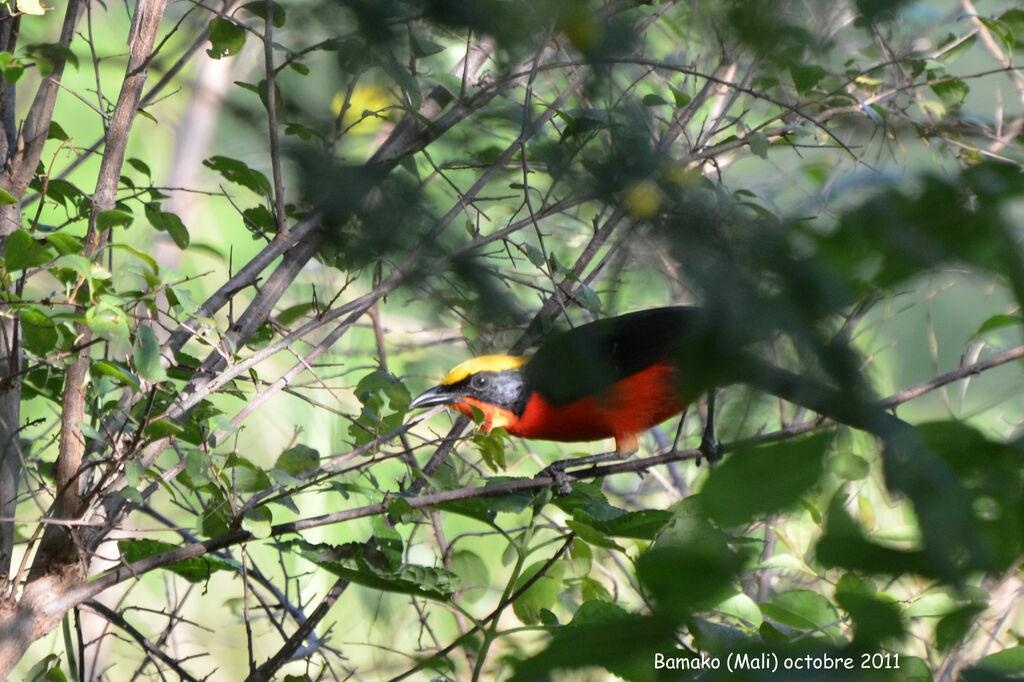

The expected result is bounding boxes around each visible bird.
[408,307,711,458]
[409,305,910,470]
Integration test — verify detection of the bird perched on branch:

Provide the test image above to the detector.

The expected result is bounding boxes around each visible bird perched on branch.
[409,306,907,478]
[408,307,714,459]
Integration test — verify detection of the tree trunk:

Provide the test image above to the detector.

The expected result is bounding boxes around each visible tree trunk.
[0,1,168,675]
[0,4,21,584]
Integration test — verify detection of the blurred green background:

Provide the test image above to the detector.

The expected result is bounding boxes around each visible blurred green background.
[7,0,1024,679]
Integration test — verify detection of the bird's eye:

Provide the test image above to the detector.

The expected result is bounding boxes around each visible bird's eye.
[473,375,488,388]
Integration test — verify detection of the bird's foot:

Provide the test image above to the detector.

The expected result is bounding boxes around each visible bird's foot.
[538,460,574,496]
[537,451,619,495]
[696,390,720,467]
[696,434,720,467]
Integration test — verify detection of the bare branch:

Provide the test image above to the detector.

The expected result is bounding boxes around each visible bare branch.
[83,600,202,682]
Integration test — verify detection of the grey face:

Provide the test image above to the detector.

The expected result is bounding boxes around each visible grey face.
[409,369,529,416]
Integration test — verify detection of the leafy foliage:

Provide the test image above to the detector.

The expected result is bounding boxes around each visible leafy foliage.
[1,0,1023,680]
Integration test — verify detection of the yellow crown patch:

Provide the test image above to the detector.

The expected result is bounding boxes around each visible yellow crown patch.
[441,354,529,385]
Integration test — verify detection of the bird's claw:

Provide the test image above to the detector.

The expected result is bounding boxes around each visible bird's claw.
[538,451,621,494]
[696,434,720,467]
[538,460,574,495]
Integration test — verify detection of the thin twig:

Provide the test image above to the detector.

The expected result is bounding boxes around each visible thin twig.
[83,600,202,682]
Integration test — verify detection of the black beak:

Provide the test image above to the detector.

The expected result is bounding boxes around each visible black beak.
[408,384,457,410]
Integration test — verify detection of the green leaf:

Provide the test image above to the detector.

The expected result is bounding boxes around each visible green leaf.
[275,302,313,327]
[25,42,77,72]
[931,77,968,108]
[143,419,184,439]
[510,604,677,682]
[670,86,691,108]
[283,123,319,141]
[410,32,445,57]
[44,179,88,212]
[45,232,83,255]
[132,325,167,382]
[902,421,1021,574]
[241,0,286,27]
[936,603,986,653]
[701,433,830,527]
[145,205,189,249]
[109,243,158,277]
[641,93,668,106]
[274,444,319,475]
[242,506,273,539]
[572,508,672,540]
[85,302,130,350]
[761,589,841,640]
[749,131,769,159]
[0,187,17,205]
[980,17,1014,53]
[96,208,134,230]
[522,242,546,268]
[119,539,233,583]
[20,308,58,357]
[512,559,565,624]
[975,313,1021,335]
[382,57,422,108]
[242,204,277,234]
[4,229,54,270]
[565,518,623,550]
[577,283,601,316]
[123,458,143,487]
[227,455,271,493]
[283,538,459,601]
[0,52,25,83]
[790,62,826,93]
[451,550,489,603]
[235,78,284,114]
[91,360,140,390]
[580,576,612,602]
[473,428,508,471]
[203,156,272,195]
[431,492,500,524]
[713,590,763,627]
[827,451,870,480]
[25,654,64,682]
[834,584,905,647]
[127,157,151,177]
[207,18,246,59]
[936,32,976,63]
[970,645,1024,676]
[387,497,414,524]
[817,493,935,576]
[354,369,411,411]
[47,121,68,140]
[638,541,745,616]
[1001,9,1024,46]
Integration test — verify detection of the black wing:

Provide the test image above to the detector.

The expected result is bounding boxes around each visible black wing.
[523,306,704,405]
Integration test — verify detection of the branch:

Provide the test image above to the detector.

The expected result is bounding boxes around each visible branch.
[881,343,1024,409]
[260,0,287,234]
[83,600,202,682]
[83,24,507,550]
[44,0,170,558]
[389,532,576,682]
[6,0,83,196]
[61,340,1024,612]
[245,576,348,682]
[962,0,1024,154]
